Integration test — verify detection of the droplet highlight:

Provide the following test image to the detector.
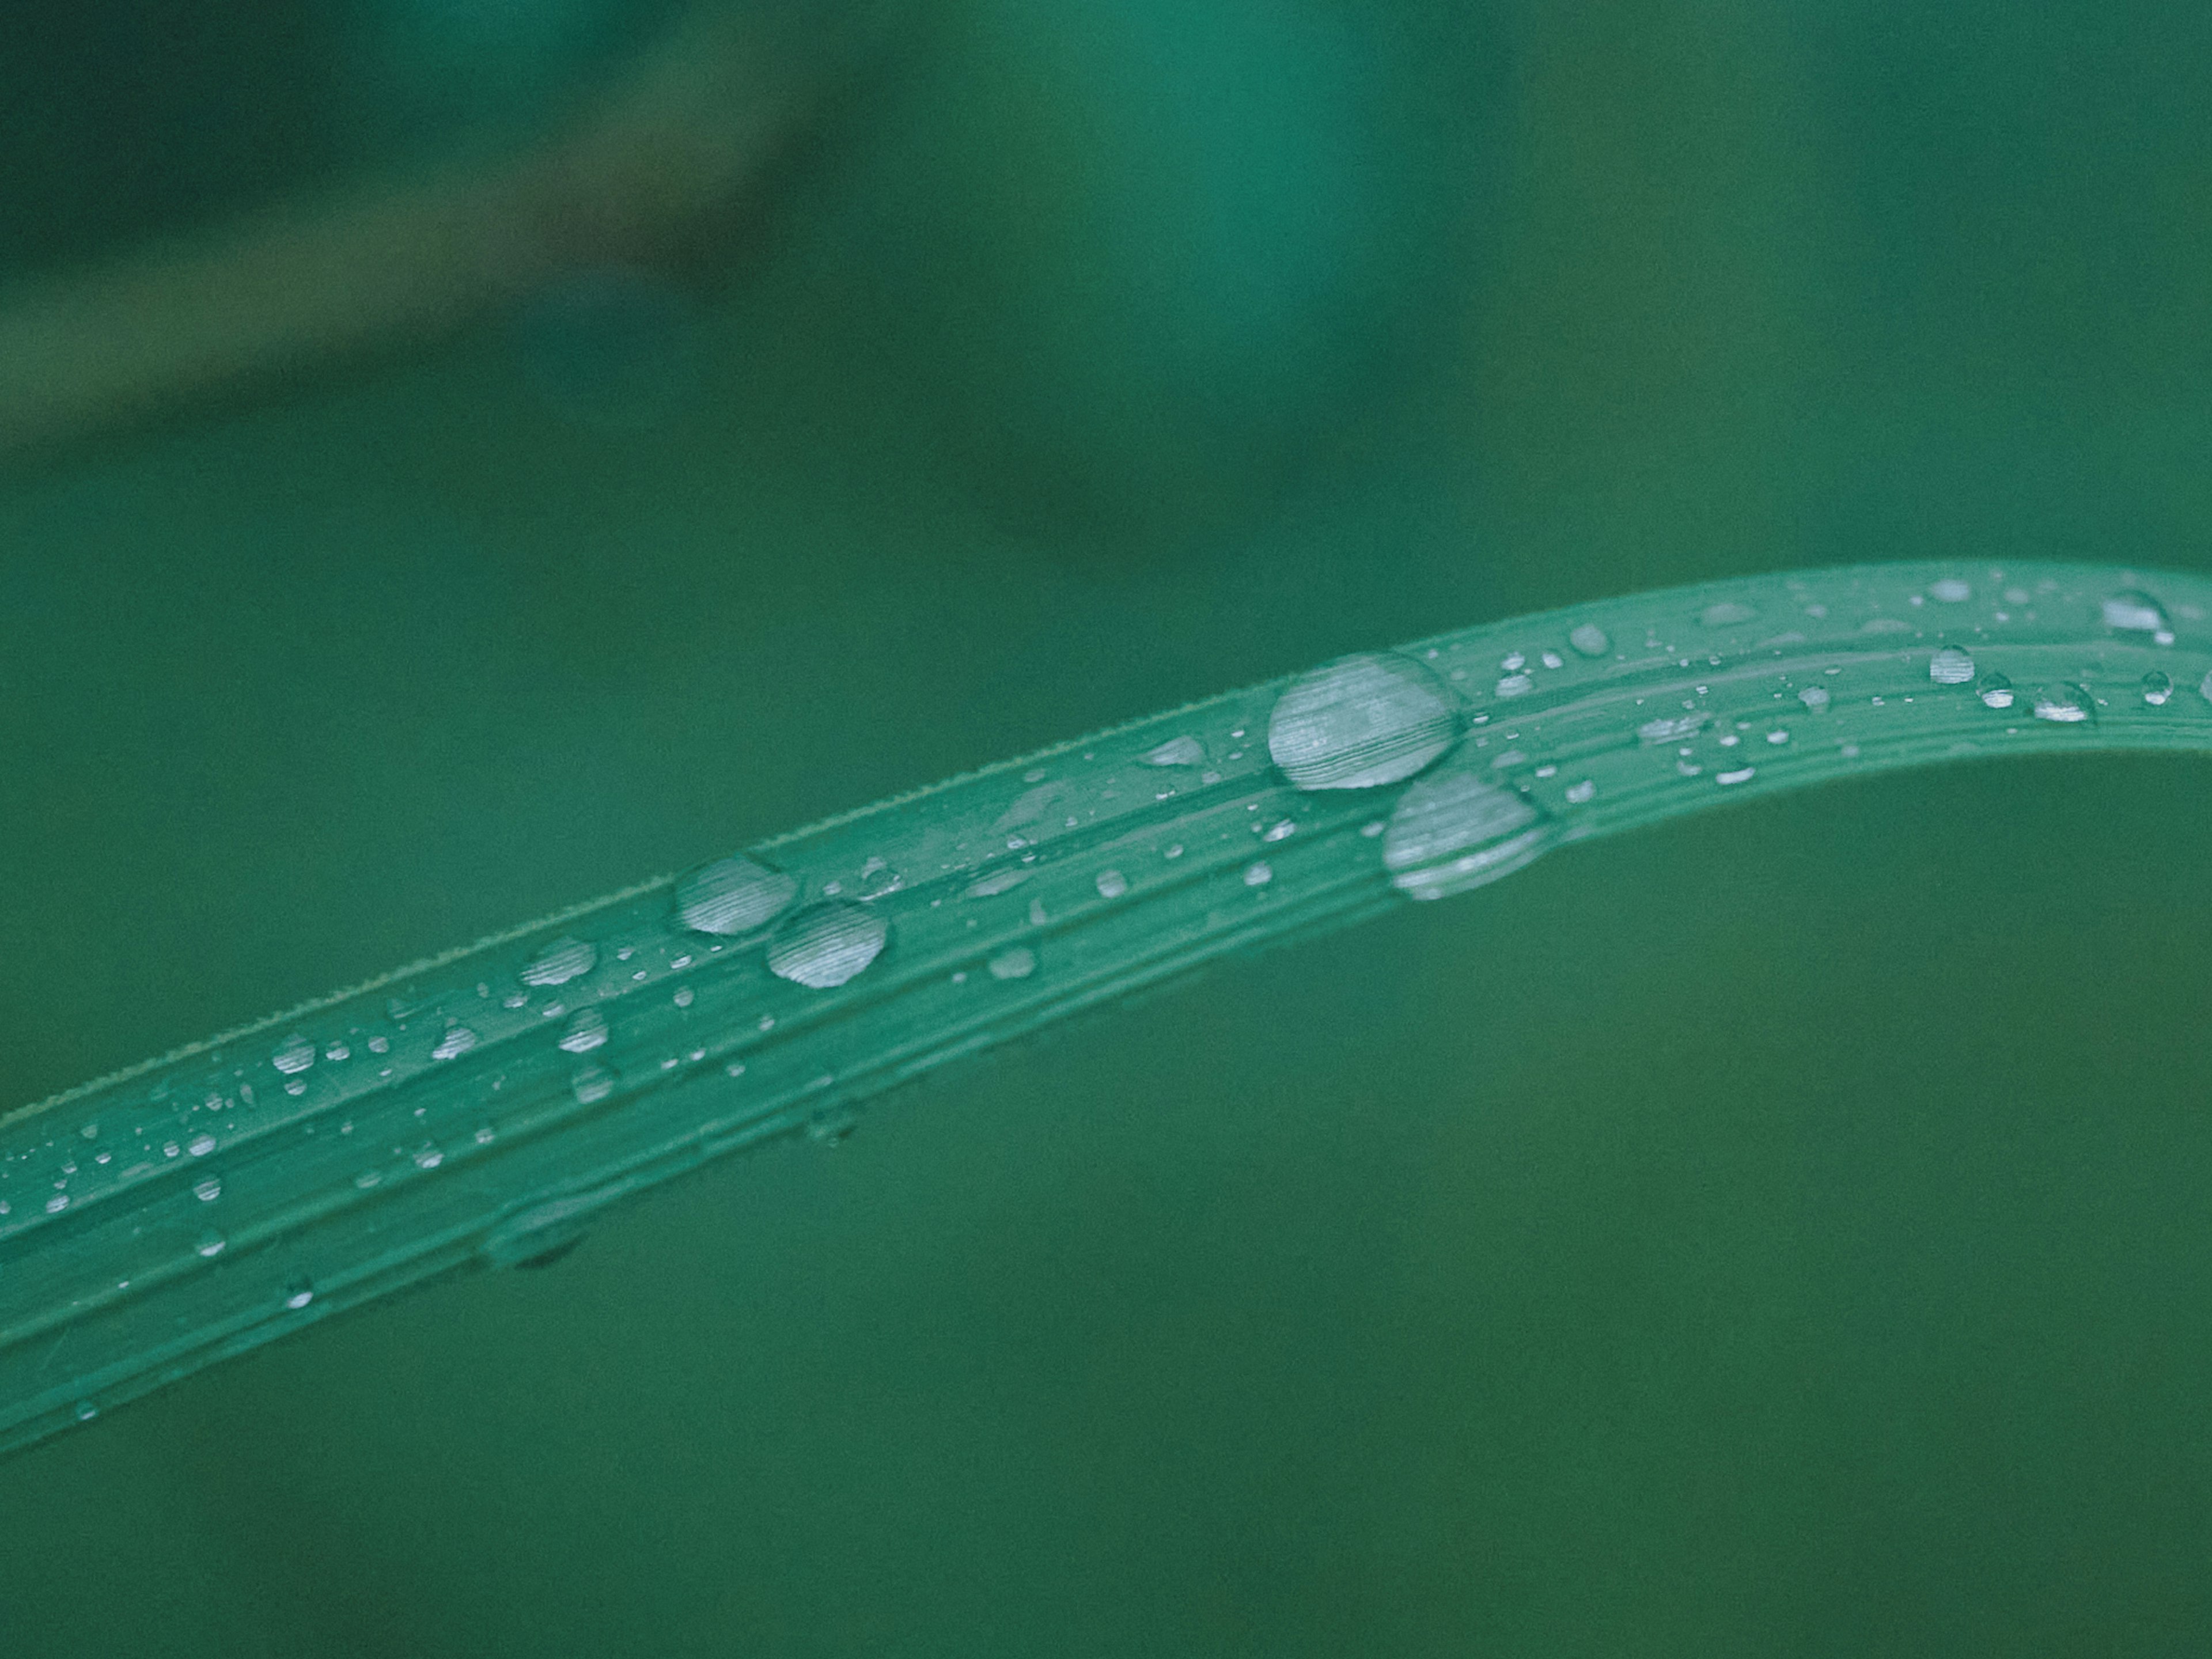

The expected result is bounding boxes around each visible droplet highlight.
[675,855,800,937]
[768,902,889,990]
[1267,652,1458,790]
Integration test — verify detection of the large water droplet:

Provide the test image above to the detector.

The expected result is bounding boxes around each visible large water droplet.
[1381,767,1554,902]
[1978,672,2015,710]
[2143,671,2173,706]
[1699,601,1756,627]
[557,1007,608,1054]
[768,903,889,989]
[1141,735,1206,767]
[1267,652,1458,790]
[431,1025,479,1061]
[521,935,598,987]
[987,946,1036,980]
[675,855,800,936]
[2101,590,2169,633]
[1929,646,1976,685]
[271,1033,315,1075]
[2032,684,2092,724]
[1569,623,1611,658]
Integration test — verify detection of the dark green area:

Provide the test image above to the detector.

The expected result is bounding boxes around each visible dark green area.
[3,1,2210,1652]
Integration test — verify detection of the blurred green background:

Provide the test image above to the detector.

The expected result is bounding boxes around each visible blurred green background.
[5,1,2212,1652]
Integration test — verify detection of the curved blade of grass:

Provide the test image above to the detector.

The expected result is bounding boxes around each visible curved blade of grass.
[5,558,2208,1457]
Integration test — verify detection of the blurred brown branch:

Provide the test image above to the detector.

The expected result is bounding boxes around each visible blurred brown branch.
[0,2,884,461]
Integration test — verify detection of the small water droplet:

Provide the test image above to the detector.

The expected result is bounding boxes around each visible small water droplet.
[1978,672,2016,710]
[1767,729,1790,744]
[193,1176,222,1203]
[1164,843,1183,859]
[431,1025,479,1061]
[44,1193,69,1214]
[1094,868,1128,899]
[1717,767,1756,786]
[1501,653,1526,672]
[187,1134,217,1157]
[1930,578,1972,603]
[2101,590,2169,634]
[74,1400,99,1423]
[672,985,695,1009]
[1243,861,1274,887]
[675,855,800,936]
[412,1142,445,1170]
[1701,601,1756,627]
[1267,652,1458,790]
[988,946,1036,980]
[1141,736,1206,767]
[2143,671,2173,705]
[354,1170,381,1190]
[1796,685,1830,711]
[1929,646,1976,685]
[768,903,890,989]
[2032,684,2092,724]
[474,1124,497,1145]
[1569,623,1611,657]
[1027,896,1049,927]
[571,1065,617,1105]
[964,868,1030,898]
[1495,672,1533,698]
[1564,779,1596,804]
[521,935,598,987]
[1382,766,1553,900]
[195,1229,227,1258]
[366,1035,391,1054]
[1638,713,1706,744]
[271,1033,316,1075]
[284,1279,316,1311]
[1262,818,1296,843]
[558,1007,608,1054]
[1540,652,1565,670]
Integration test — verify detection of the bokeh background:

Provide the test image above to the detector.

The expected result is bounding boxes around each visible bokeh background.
[5,1,2212,1653]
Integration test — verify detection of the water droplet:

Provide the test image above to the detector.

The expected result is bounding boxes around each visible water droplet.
[1978,672,2016,710]
[1141,735,1206,767]
[194,1229,227,1258]
[1382,766,1554,901]
[964,868,1030,898]
[1767,729,1790,744]
[1495,672,1533,698]
[1638,713,1706,744]
[2032,685,2092,724]
[1717,767,1756,786]
[987,946,1036,980]
[1569,623,1611,657]
[1929,646,1976,685]
[74,1400,99,1423]
[675,855,800,936]
[431,1025,479,1061]
[271,1033,316,1075]
[1699,601,1756,627]
[768,903,889,989]
[2143,671,2173,706]
[1796,685,1830,711]
[1540,652,1565,670]
[672,985,695,1008]
[412,1142,445,1170]
[284,1279,316,1311]
[367,1036,391,1054]
[2102,590,2169,633]
[1243,861,1274,887]
[187,1134,217,1157]
[558,1007,608,1054]
[521,935,598,987]
[475,1124,497,1145]
[1262,818,1297,843]
[192,1176,222,1203]
[1267,652,1459,790]
[1501,653,1526,672]
[571,1065,617,1105]
[1930,578,1972,603]
[1027,896,1049,927]
[1094,868,1128,899]
[44,1193,69,1214]
[1564,779,1596,805]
